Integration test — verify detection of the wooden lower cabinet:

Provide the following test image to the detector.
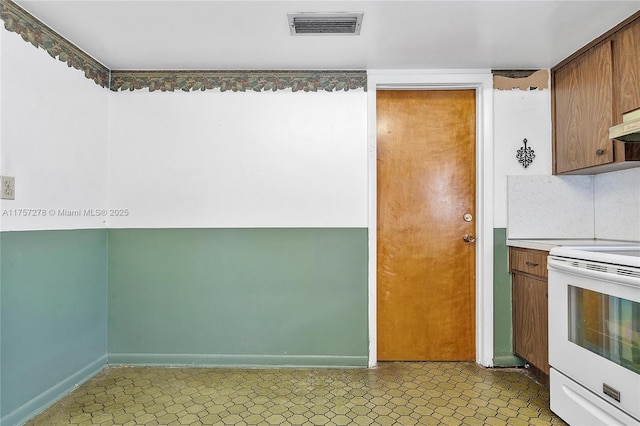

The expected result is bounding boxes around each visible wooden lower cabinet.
[512,274,549,375]
[509,247,550,381]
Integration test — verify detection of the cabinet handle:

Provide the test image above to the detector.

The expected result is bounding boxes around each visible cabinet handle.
[525,261,539,267]
[596,149,605,156]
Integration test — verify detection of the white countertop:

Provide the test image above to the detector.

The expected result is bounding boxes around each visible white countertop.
[506,238,640,252]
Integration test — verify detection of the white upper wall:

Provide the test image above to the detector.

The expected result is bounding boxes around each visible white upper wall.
[2,24,635,236]
[493,88,552,228]
[0,24,367,231]
[0,30,109,231]
[107,89,368,228]
[0,28,3,213]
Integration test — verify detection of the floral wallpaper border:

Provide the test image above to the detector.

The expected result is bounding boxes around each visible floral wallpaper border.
[0,0,367,92]
[0,0,110,88]
[110,70,367,92]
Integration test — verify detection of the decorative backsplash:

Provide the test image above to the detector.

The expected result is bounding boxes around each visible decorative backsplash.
[507,175,594,239]
[507,169,640,241]
[0,0,367,92]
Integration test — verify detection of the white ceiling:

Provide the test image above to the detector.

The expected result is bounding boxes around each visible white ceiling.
[12,0,640,71]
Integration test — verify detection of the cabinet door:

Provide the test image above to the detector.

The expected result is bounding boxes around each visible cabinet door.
[512,273,549,374]
[615,19,640,115]
[554,41,614,173]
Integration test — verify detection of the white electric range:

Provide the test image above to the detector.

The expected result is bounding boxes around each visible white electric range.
[548,245,640,425]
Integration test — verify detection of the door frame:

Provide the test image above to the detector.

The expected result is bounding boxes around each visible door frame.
[367,70,494,367]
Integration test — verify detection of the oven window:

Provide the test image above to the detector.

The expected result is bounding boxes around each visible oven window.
[568,286,639,374]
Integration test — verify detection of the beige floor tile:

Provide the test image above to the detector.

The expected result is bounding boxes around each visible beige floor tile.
[26,362,566,425]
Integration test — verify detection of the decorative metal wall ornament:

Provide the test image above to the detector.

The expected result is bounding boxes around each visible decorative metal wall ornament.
[516,138,535,168]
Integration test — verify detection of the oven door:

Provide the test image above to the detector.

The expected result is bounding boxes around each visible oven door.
[548,256,640,421]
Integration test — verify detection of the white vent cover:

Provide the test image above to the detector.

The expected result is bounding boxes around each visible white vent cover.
[288,12,363,35]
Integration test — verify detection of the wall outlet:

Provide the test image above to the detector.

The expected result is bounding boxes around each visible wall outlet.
[1,176,15,200]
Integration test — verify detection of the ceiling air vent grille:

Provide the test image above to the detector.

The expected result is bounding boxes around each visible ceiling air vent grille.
[288,12,363,35]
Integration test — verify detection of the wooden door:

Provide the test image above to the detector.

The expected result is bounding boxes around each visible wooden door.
[377,90,476,361]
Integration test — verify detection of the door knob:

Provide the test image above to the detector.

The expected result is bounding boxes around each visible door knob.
[463,234,476,243]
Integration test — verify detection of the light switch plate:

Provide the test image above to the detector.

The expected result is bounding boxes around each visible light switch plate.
[1,176,15,200]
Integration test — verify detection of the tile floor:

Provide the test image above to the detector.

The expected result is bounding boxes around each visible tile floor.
[26,362,566,425]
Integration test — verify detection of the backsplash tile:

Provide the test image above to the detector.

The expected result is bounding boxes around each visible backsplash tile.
[594,168,640,241]
[507,175,594,239]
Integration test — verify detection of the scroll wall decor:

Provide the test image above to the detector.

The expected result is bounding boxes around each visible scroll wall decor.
[0,0,367,92]
[516,138,535,168]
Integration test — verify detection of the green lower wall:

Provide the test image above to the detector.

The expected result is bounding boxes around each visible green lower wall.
[0,229,108,424]
[492,228,524,367]
[1,226,515,425]
[107,228,369,366]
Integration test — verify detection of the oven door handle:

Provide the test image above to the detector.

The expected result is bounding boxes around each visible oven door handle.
[548,257,640,289]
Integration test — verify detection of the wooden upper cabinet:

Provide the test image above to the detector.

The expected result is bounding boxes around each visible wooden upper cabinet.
[552,13,640,175]
[553,41,614,174]
[614,18,640,116]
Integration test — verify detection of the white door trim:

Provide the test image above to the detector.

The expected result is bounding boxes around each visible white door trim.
[367,70,495,367]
